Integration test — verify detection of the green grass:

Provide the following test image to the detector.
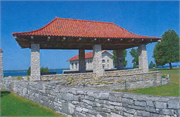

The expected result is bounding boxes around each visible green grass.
[1,90,66,116]
[117,67,180,97]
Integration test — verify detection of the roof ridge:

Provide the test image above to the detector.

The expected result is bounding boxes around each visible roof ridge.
[56,17,114,24]
[12,17,58,35]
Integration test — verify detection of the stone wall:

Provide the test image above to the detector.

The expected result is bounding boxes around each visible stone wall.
[42,69,143,81]
[41,72,96,81]
[41,70,170,91]
[104,69,143,77]
[0,78,179,117]
[85,72,170,90]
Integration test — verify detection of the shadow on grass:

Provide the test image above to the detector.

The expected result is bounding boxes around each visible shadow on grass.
[151,68,179,71]
[1,91,10,97]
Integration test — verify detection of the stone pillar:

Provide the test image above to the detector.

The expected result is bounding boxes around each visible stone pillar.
[79,49,86,72]
[116,50,124,70]
[93,44,104,76]
[138,44,148,72]
[0,49,3,78]
[31,43,40,81]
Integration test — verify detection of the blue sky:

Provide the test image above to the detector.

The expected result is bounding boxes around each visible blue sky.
[1,1,179,70]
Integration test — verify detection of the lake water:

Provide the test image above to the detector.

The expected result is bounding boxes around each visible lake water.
[4,69,64,77]
[3,63,179,77]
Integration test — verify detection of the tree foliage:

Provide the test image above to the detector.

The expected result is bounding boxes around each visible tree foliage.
[113,50,127,68]
[130,48,139,68]
[149,61,156,69]
[153,29,179,69]
[27,67,49,76]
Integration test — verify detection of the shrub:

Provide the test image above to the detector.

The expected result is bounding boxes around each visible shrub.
[162,74,167,78]
[67,78,72,82]
[17,76,22,80]
[27,67,49,76]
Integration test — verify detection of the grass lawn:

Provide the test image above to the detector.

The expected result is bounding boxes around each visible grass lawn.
[1,90,66,116]
[118,67,180,97]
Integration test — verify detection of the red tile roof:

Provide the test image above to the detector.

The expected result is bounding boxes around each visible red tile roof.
[0,49,3,53]
[67,51,93,61]
[12,17,161,39]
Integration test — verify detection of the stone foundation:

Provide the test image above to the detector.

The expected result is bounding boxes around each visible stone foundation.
[0,78,178,117]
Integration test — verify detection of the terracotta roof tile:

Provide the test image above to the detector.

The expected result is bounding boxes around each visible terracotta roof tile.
[67,51,93,61]
[12,17,161,39]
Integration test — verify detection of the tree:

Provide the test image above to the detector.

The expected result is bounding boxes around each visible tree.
[130,48,139,68]
[149,61,156,69]
[113,50,127,68]
[153,29,179,69]
[27,67,49,76]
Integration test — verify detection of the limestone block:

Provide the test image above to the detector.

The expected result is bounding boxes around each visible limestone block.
[138,44,148,72]
[168,100,180,109]
[137,110,151,117]
[135,100,146,107]
[93,44,104,77]
[98,92,109,100]
[30,44,40,81]
[145,106,156,112]
[155,101,167,109]
[146,100,155,107]
[110,112,123,117]
[122,98,134,105]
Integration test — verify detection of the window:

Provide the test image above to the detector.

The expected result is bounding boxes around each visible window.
[102,59,105,63]
[107,59,109,68]
[102,59,105,69]
[72,63,74,69]
[75,62,77,69]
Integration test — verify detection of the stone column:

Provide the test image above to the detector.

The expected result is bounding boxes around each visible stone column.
[138,44,148,72]
[116,50,124,70]
[79,49,86,72]
[70,62,72,70]
[31,43,40,81]
[0,49,3,78]
[93,44,104,76]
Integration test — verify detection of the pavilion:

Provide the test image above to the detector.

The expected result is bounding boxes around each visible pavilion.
[12,17,161,81]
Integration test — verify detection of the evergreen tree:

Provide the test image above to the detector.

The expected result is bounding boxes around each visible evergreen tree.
[130,48,139,68]
[113,50,127,68]
[153,29,179,69]
[149,61,155,69]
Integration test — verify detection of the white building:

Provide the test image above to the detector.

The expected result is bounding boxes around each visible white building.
[68,50,114,70]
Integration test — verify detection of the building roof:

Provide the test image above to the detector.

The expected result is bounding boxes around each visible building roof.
[67,51,93,61]
[67,50,113,61]
[12,17,161,50]
[0,49,3,53]
[12,17,160,39]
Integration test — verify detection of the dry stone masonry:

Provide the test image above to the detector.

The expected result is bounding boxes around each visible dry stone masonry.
[0,78,179,117]
[138,44,148,73]
[93,44,104,77]
[40,70,170,91]
[31,43,40,81]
